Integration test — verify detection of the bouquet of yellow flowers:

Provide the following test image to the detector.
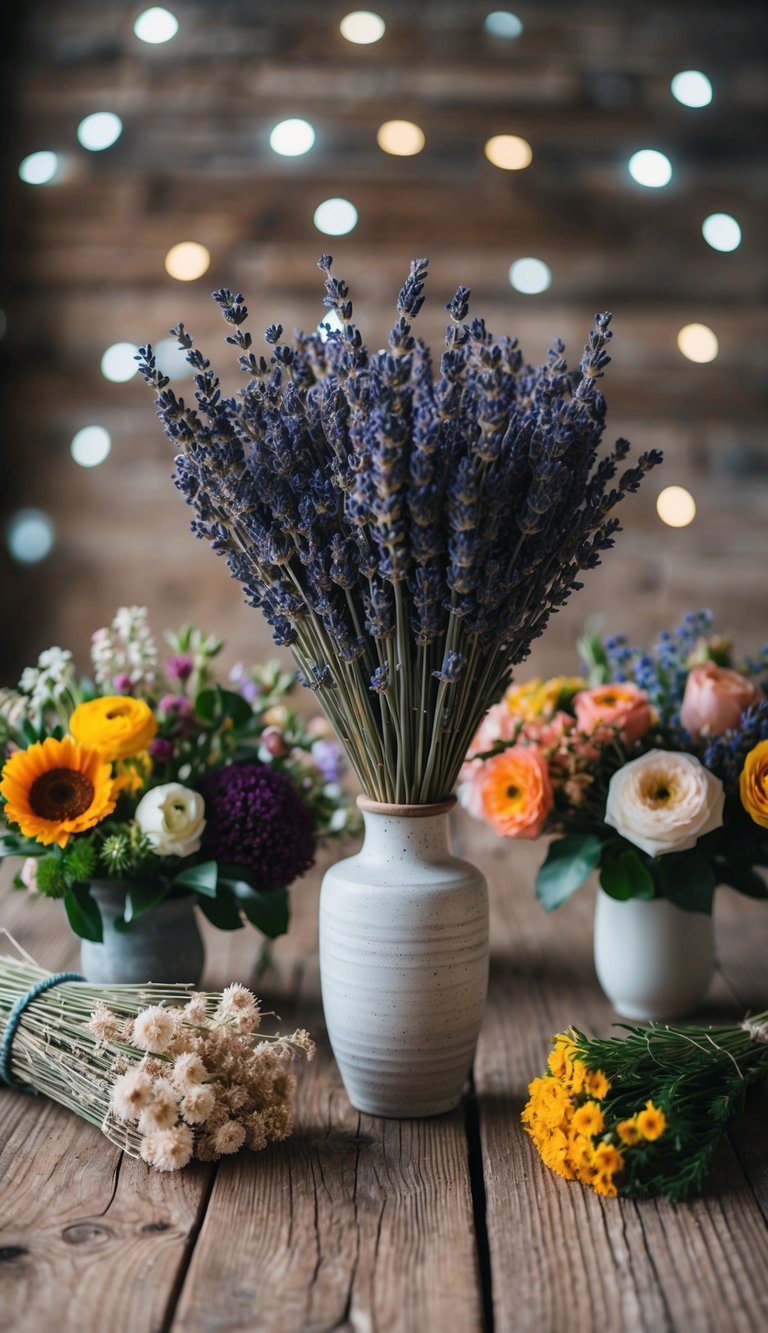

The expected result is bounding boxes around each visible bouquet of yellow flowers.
[0,607,357,943]
[523,1014,768,1201]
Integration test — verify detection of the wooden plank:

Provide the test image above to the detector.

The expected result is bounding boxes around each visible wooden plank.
[463,821,768,1333]
[170,956,483,1333]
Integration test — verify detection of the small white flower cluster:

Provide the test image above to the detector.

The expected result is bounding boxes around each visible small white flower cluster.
[92,984,314,1172]
[18,647,77,711]
[91,606,158,693]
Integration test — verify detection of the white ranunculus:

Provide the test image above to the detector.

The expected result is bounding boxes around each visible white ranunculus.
[135,783,206,858]
[604,749,724,858]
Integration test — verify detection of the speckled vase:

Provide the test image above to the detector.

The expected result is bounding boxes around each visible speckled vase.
[79,882,205,985]
[319,797,489,1118]
[594,888,714,1020]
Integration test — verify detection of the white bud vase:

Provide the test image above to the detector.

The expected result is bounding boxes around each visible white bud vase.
[319,797,489,1118]
[594,887,714,1021]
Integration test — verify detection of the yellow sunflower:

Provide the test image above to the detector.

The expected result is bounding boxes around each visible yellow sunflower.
[69,695,157,761]
[0,735,117,848]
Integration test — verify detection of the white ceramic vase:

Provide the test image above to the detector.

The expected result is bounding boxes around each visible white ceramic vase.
[593,887,714,1021]
[319,797,489,1118]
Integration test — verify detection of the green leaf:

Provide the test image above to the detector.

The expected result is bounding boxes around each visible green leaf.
[125,883,173,921]
[197,884,244,931]
[535,835,603,911]
[172,860,218,898]
[0,835,44,858]
[63,884,103,942]
[224,881,290,940]
[658,848,716,915]
[599,847,656,902]
[195,686,251,728]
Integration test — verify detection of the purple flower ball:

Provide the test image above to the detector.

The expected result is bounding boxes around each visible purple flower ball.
[149,737,175,761]
[198,763,315,888]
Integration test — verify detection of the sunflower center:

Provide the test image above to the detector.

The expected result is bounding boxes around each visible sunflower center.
[29,768,94,821]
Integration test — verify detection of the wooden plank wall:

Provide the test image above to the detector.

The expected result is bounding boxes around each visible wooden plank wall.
[1,0,766,685]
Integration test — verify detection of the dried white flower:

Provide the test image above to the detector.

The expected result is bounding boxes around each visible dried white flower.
[110,1068,154,1122]
[180,1084,216,1125]
[171,1052,207,1089]
[211,1119,246,1155]
[137,1078,180,1132]
[88,1001,122,1043]
[142,1124,194,1171]
[183,994,209,1026]
[132,1005,179,1053]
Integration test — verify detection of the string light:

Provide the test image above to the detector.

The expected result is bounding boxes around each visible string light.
[377,120,425,156]
[484,11,523,38]
[671,70,712,108]
[702,213,742,252]
[509,258,551,294]
[6,510,55,563]
[70,426,112,468]
[657,486,696,528]
[313,198,358,236]
[134,7,179,43]
[269,119,316,157]
[628,150,673,188]
[677,323,718,363]
[164,242,211,281]
[101,342,140,382]
[18,152,58,185]
[485,134,532,170]
[77,113,123,151]
[339,11,385,44]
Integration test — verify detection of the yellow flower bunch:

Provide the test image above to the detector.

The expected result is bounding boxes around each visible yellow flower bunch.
[522,1031,667,1199]
[504,676,584,722]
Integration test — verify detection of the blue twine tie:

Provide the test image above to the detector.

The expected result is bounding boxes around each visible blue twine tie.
[0,971,85,1093]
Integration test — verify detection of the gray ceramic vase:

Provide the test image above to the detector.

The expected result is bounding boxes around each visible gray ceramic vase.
[79,881,205,985]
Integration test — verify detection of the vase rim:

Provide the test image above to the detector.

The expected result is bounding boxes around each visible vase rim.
[356,795,457,817]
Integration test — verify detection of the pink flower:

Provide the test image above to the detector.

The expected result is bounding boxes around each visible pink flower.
[166,655,194,682]
[479,746,554,840]
[680,662,761,742]
[262,726,287,758]
[573,683,652,745]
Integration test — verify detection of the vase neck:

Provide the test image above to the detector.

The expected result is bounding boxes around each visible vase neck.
[360,808,452,863]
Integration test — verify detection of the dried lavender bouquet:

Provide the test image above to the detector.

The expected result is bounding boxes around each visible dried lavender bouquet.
[139,257,660,803]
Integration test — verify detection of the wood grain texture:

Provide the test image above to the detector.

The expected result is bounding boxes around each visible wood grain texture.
[463,822,768,1333]
[170,959,482,1333]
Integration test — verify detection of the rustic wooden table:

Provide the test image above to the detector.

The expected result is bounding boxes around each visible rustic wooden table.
[1,816,767,1333]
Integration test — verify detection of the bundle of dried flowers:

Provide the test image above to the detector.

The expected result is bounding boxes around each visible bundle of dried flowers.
[138,256,661,803]
[0,956,313,1170]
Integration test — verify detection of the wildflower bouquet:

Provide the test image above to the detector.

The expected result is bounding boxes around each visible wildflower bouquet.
[0,953,313,1171]
[523,1014,768,1201]
[138,256,660,804]
[0,607,356,942]
[461,611,768,913]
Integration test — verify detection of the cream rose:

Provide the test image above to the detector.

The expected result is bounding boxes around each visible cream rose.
[680,662,760,742]
[604,749,724,858]
[135,783,206,857]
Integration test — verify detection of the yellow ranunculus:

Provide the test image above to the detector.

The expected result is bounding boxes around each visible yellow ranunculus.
[504,675,584,721]
[113,750,153,795]
[740,739,768,829]
[0,735,116,848]
[70,696,157,761]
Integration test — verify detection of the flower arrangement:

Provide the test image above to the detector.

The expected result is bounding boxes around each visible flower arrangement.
[137,256,660,804]
[0,607,356,941]
[461,611,768,913]
[523,1013,768,1201]
[0,953,313,1171]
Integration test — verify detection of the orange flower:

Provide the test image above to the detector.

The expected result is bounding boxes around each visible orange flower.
[617,1117,641,1145]
[585,1069,611,1100]
[574,682,652,745]
[70,695,157,762]
[571,1101,605,1138]
[480,745,553,839]
[0,735,116,848]
[636,1100,667,1141]
[740,739,768,830]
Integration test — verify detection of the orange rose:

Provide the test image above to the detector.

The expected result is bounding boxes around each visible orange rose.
[573,683,652,746]
[480,745,553,839]
[680,662,760,742]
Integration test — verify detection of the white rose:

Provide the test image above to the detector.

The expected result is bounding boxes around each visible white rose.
[604,749,724,859]
[135,783,206,858]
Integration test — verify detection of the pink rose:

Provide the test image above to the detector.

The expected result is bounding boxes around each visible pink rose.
[573,683,652,745]
[680,662,761,742]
